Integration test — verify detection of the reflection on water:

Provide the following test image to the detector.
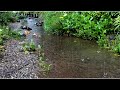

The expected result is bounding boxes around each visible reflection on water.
[11,18,120,78]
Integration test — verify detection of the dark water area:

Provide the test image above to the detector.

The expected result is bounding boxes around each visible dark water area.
[42,35,120,78]
[10,18,120,78]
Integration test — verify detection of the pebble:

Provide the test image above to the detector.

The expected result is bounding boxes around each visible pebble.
[81,59,84,61]
[0,39,40,78]
[97,51,100,53]
[87,57,89,59]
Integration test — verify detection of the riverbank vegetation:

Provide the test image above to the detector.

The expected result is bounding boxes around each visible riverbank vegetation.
[0,11,51,75]
[2,11,120,78]
[0,12,21,46]
[1,11,120,56]
[42,11,120,55]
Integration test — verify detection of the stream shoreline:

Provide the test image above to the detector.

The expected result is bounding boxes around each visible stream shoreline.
[0,39,40,78]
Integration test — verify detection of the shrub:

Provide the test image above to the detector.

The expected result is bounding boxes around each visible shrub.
[43,12,113,39]
[0,12,17,25]
[22,39,36,53]
[0,26,21,45]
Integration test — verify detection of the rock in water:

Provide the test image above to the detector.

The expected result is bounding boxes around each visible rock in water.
[109,35,115,40]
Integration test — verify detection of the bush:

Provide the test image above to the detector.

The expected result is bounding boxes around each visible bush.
[42,11,120,55]
[0,12,17,25]
[17,15,26,19]
[0,26,21,45]
[42,12,63,34]
[0,26,10,45]
[22,39,36,53]
[43,12,113,39]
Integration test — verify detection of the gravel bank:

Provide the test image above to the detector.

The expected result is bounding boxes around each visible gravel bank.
[0,39,41,79]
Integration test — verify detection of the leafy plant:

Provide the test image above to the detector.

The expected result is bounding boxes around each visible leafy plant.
[22,39,36,54]
[42,12,63,34]
[39,57,52,71]
[41,11,120,55]
[37,44,52,74]
[0,12,17,25]
[42,12,113,39]
[0,26,21,45]
[113,15,120,33]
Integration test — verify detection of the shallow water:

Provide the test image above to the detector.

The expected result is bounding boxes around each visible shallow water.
[41,35,120,78]
[11,18,120,78]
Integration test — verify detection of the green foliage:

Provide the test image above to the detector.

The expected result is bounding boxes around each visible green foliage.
[0,28,9,45]
[17,15,26,20]
[22,39,36,53]
[42,11,120,55]
[0,38,3,45]
[110,35,120,54]
[8,30,21,40]
[62,12,113,39]
[0,25,21,45]
[42,12,63,34]
[106,14,120,54]
[0,12,17,25]
[39,59,52,72]
[42,12,113,39]
[37,44,52,73]
[113,15,120,33]
[97,34,109,47]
